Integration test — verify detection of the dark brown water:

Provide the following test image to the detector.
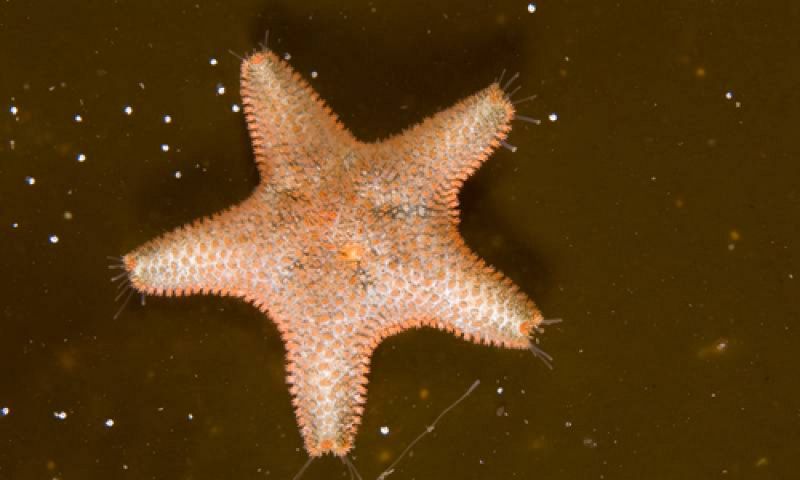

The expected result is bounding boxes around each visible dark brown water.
[2,1,798,479]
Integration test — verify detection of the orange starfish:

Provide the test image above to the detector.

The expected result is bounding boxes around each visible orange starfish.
[121,48,552,457]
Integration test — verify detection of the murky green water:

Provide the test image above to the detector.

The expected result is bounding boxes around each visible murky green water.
[2,1,798,478]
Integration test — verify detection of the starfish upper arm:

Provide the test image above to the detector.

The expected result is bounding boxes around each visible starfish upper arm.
[241,50,356,186]
[381,83,515,207]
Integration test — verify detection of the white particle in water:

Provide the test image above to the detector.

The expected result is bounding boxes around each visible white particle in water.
[497,387,504,394]
[311,71,318,79]
[25,176,35,185]
[105,418,115,427]
[380,426,390,435]
[725,91,733,100]
[11,222,18,228]
[74,114,83,122]
[163,114,172,123]
[161,144,170,152]
[209,58,218,66]
[284,52,292,61]
[231,104,241,113]
[174,170,182,179]
[9,105,18,115]
[187,413,194,420]
[1,407,9,416]
[123,105,133,115]
[77,153,86,162]
[528,3,537,13]
[54,411,67,420]
[49,235,59,244]
[216,84,226,95]
[548,112,558,122]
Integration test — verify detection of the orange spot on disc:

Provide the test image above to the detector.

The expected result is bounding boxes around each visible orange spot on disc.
[339,243,364,262]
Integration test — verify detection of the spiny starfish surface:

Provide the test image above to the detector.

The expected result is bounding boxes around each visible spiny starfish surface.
[122,48,551,457]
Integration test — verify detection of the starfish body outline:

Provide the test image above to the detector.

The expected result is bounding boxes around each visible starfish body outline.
[123,49,547,456]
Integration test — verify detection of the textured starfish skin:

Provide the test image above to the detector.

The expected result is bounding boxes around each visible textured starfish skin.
[123,49,546,456]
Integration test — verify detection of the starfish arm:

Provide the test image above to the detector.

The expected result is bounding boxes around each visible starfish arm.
[241,50,357,188]
[378,83,514,206]
[123,199,280,303]
[378,226,543,350]
[283,325,370,457]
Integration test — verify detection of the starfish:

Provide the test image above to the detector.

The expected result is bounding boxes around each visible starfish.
[120,48,552,458]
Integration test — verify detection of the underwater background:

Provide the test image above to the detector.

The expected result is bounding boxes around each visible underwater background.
[1,1,798,478]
